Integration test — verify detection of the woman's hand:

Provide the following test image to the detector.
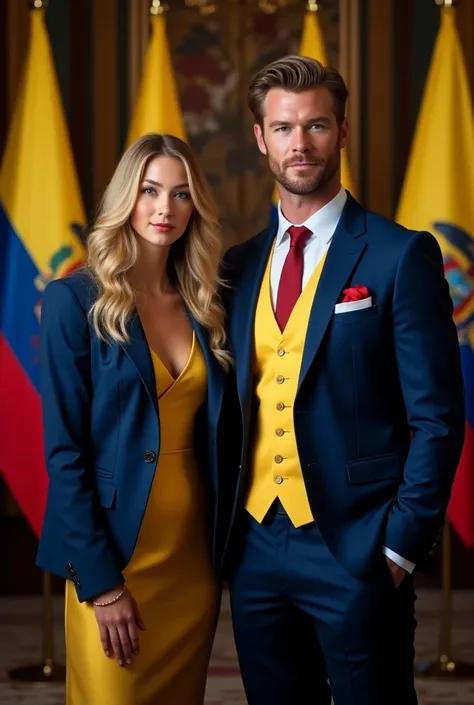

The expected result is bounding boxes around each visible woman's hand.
[93,585,146,666]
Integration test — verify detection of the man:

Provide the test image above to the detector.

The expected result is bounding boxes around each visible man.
[222,55,465,705]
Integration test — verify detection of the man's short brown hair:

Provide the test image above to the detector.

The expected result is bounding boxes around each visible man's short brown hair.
[248,55,348,128]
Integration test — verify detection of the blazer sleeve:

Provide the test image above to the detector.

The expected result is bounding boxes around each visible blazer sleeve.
[384,231,465,563]
[36,278,124,602]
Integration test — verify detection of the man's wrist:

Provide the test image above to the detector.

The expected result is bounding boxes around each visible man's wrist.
[382,545,416,573]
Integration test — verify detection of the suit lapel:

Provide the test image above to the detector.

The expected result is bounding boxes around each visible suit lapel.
[229,227,276,414]
[297,194,367,392]
[120,311,159,418]
[120,308,226,427]
[188,313,226,429]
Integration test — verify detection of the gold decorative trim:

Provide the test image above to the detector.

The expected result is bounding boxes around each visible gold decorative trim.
[6,0,29,120]
[456,0,474,91]
[339,0,361,197]
[92,0,119,205]
[128,0,150,117]
[365,0,393,217]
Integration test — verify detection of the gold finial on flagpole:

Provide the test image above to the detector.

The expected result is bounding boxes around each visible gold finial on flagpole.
[150,0,168,15]
[435,0,460,7]
[306,1,320,11]
[31,0,49,8]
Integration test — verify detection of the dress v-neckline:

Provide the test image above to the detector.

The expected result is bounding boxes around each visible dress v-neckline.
[150,332,195,386]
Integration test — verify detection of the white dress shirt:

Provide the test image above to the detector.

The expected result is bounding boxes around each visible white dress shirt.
[271,187,415,575]
[270,187,347,307]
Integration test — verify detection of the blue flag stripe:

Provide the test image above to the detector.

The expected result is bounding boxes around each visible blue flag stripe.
[0,206,41,393]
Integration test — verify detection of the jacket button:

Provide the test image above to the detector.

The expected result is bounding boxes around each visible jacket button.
[144,450,156,464]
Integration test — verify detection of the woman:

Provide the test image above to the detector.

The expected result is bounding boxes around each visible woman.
[36,133,234,704]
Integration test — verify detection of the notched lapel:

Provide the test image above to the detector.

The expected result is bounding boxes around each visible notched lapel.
[298,196,367,392]
[120,311,159,418]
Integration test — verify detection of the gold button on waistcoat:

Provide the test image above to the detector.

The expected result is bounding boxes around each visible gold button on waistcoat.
[274,455,283,464]
[276,402,285,411]
[276,375,285,384]
[275,428,284,437]
[274,475,284,485]
[277,348,286,357]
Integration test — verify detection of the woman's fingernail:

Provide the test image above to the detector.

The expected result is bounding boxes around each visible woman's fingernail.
[126,659,132,665]
[105,651,110,657]
[118,659,123,666]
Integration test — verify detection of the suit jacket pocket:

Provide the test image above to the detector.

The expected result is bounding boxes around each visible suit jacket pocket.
[95,476,117,508]
[333,304,381,324]
[346,453,404,484]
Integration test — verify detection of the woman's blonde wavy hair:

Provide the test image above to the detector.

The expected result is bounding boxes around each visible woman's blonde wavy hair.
[87,133,231,368]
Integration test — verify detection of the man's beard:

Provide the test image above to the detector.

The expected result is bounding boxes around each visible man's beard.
[268,149,340,196]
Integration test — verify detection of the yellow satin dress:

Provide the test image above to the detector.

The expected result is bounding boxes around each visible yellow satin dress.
[65,333,221,705]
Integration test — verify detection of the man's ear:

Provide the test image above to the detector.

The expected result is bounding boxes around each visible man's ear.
[254,123,267,156]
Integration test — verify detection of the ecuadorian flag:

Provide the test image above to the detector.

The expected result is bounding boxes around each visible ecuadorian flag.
[396,7,474,547]
[126,12,185,145]
[0,8,85,536]
[270,10,355,223]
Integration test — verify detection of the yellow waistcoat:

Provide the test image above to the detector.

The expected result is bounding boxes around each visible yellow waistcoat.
[244,245,327,527]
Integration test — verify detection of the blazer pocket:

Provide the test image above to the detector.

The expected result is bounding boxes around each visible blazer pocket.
[334,296,372,314]
[332,304,381,324]
[346,453,404,484]
[95,476,117,508]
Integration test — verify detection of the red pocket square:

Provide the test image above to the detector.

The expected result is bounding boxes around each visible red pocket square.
[339,285,370,303]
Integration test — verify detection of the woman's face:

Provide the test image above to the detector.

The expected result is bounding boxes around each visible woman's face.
[130,155,194,249]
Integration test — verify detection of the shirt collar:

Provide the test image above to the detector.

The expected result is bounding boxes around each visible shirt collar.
[275,187,347,249]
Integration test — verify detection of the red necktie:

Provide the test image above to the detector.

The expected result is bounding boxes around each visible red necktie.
[275,225,312,331]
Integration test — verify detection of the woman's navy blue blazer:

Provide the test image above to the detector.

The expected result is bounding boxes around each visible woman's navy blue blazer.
[36,271,238,602]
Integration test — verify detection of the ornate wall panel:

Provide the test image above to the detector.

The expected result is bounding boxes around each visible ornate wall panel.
[161,1,341,245]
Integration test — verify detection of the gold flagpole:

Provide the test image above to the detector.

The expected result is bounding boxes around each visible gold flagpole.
[416,521,474,678]
[9,571,65,682]
[8,0,65,684]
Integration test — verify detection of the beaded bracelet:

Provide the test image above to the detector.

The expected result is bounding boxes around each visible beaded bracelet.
[92,585,126,607]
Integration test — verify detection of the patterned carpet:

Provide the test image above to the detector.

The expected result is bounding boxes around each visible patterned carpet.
[0,589,473,704]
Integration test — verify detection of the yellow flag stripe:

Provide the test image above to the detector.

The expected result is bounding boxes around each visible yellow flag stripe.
[396,9,474,237]
[0,10,85,276]
[126,15,185,146]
